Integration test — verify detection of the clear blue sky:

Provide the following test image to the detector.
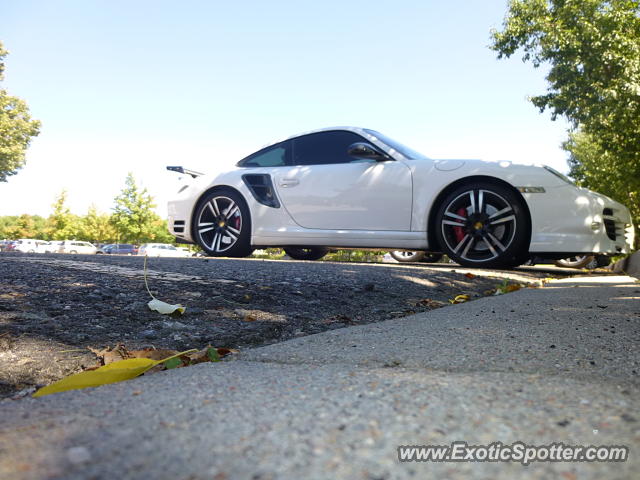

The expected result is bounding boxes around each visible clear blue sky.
[1,0,570,218]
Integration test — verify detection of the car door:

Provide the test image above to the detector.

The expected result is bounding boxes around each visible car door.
[273,130,413,231]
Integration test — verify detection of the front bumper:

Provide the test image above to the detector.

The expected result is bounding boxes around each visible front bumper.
[526,185,634,254]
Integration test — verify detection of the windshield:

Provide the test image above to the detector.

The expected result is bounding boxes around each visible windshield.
[364,129,429,160]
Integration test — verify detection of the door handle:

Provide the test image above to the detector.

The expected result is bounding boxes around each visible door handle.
[279,178,299,188]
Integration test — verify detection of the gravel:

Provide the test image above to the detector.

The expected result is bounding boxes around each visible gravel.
[0,252,569,397]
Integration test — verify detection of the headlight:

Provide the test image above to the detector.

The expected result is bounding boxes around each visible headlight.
[543,166,575,185]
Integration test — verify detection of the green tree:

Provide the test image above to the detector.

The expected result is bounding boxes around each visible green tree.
[491,0,640,238]
[0,41,41,182]
[0,215,17,238]
[2,214,47,239]
[46,190,80,240]
[111,173,170,244]
[80,205,117,244]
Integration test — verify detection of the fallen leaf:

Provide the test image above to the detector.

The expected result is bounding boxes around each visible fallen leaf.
[464,273,476,279]
[415,299,446,308]
[181,346,238,365]
[449,294,470,304]
[33,350,195,397]
[148,298,186,315]
[128,348,180,361]
[207,346,221,362]
[89,344,129,365]
[143,256,187,315]
[163,357,183,369]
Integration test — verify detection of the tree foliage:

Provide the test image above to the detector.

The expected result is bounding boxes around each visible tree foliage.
[0,41,41,182]
[46,190,81,240]
[491,0,640,235]
[111,173,174,244]
[80,205,117,244]
[1,183,174,245]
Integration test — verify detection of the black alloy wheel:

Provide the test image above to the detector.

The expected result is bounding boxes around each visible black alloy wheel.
[434,183,529,268]
[193,188,253,257]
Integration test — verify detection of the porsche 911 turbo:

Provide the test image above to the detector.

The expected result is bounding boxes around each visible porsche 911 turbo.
[167,127,634,268]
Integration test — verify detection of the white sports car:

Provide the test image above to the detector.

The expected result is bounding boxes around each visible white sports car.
[167,127,634,268]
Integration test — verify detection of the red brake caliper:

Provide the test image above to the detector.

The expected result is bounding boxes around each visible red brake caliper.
[453,207,467,243]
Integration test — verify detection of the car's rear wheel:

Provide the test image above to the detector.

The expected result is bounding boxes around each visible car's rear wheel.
[390,250,425,263]
[554,255,597,269]
[283,247,329,261]
[434,183,529,269]
[390,251,445,263]
[193,188,253,257]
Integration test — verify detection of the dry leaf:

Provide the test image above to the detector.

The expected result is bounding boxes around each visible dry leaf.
[415,299,446,308]
[144,256,187,315]
[128,348,180,361]
[464,273,476,279]
[449,294,470,304]
[148,298,186,315]
[88,344,129,365]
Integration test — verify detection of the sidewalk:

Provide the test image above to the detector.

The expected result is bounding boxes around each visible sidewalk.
[1,275,638,480]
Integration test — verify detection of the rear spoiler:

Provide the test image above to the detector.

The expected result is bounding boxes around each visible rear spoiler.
[166,166,204,178]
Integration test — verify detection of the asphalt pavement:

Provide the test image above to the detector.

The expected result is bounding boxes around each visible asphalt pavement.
[1,274,638,480]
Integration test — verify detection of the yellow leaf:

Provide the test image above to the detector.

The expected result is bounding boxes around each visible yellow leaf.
[449,294,470,304]
[33,349,197,398]
[148,298,186,315]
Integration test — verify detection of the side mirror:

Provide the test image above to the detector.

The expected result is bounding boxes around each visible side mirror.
[347,142,389,161]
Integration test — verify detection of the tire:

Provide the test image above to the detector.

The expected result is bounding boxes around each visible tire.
[390,251,426,263]
[193,188,253,257]
[283,247,329,261]
[434,183,529,269]
[422,253,444,263]
[554,255,597,269]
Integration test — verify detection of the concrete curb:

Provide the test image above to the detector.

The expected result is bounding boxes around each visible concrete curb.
[609,250,640,278]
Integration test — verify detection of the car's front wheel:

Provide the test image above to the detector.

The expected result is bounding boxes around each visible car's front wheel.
[193,188,253,257]
[283,247,329,261]
[434,183,529,269]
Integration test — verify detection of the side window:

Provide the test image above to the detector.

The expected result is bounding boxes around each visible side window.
[237,141,291,167]
[292,131,369,166]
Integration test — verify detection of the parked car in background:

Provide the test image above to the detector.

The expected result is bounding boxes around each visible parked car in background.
[36,241,64,253]
[97,244,138,255]
[59,240,97,255]
[138,243,191,257]
[0,240,14,252]
[13,239,48,253]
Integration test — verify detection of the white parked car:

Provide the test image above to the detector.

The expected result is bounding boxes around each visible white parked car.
[59,240,97,255]
[167,127,635,268]
[36,241,64,253]
[138,243,191,257]
[13,239,48,253]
